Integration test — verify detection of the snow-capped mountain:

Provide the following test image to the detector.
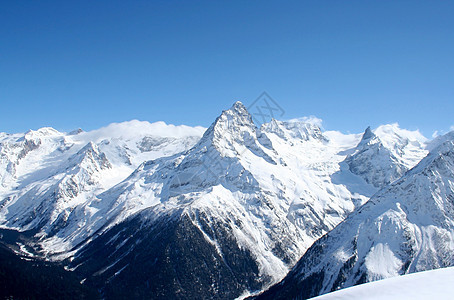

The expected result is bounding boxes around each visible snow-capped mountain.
[0,102,433,299]
[345,124,427,188]
[0,121,205,253]
[0,121,205,194]
[3,142,111,232]
[57,103,425,298]
[256,137,454,300]
[0,127,68,193]
[69,102,360,298]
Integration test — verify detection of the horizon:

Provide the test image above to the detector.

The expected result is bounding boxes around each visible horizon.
[1,1,453,138]
[1,99,442,141]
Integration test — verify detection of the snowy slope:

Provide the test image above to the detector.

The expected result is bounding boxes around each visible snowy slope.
[256,137,454,300]
[0,121,205,193]
[310,266,454,300]
[0,121,205,253]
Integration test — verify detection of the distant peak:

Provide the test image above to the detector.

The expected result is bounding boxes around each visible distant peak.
[362,126,375,140]
[77,141,98,154]
[71,141,111,170]
[25,127,61,138]
[374,123,428,145]
[354,126,380,149]
[68,128,84,135]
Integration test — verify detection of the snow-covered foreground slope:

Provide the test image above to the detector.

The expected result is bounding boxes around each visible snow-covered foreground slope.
[310,266,454,300]
[256,138,454,300]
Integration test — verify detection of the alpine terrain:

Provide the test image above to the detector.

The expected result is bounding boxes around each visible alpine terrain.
[1,101,444,299]
[256,136,454,299]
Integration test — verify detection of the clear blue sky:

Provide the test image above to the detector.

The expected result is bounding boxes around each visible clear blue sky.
[1,1,453,137]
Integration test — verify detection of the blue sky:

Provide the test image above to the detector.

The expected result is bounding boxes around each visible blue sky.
[1,1,453,137]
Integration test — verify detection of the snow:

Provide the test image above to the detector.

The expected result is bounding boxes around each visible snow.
[427,130,454,151]
[374,123,427,147]
[262,136,454,299]
[67,102,429,289]
[364,243,403,280]
[0,120,205,253]
[344,124,428,188]
[0,102,441,296]
[310,266,454,300]
[374,124,428,169]
[324,131,362,151]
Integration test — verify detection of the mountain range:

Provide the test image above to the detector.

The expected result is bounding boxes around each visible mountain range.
[1,102,452,299]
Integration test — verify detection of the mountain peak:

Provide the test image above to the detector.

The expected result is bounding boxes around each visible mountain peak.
[232,100,247,110]
[201,102,256,142]
[22,127,61,142]
[188,101,276,165]
[357,126,378,147]
[223,101,252,121]
[68,128,84,135]
[363,126,374,140]
[374,124,427,149]
[25,127,61,137]
[72,142,111,172]
[77,141,97,154]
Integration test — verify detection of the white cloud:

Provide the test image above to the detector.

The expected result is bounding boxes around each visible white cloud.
[432,125,454,139]
[287,116,323,128]
[432,130,439,138]
[76,120,206,142]
[374,123,428,143]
